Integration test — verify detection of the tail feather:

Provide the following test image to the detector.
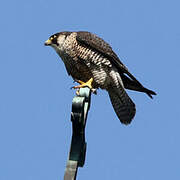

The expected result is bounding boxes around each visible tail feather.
[107,85,136,125]
[141,87,156,99]
[121,74,156,98]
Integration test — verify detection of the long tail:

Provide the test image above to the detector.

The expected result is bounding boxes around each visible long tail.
[107,84,136,125]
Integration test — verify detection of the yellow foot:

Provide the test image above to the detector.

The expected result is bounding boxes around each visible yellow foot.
[71,78,97,94]
[73,78,93,89]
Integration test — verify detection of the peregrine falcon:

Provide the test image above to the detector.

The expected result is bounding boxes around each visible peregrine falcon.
[45,31,156,124]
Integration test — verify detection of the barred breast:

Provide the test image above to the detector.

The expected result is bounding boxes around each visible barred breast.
[73,43,113,89]
[59,32,114,89]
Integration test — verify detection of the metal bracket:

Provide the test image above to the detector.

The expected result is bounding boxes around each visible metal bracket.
[64,88,91,180]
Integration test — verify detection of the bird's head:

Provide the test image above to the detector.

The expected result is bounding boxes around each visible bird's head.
[45,33,60,46]
[44,32,68,52]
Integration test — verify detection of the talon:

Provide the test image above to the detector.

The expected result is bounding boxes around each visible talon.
[72,78,94,89]
[76,89,80,95]
[91,88,97,94]
[71,78,97,94]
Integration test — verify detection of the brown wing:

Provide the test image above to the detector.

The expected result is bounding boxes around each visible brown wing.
[76,31,156,98]
[76,31,127,69]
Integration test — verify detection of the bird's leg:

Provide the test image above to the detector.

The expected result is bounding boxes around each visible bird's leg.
[71,78,97,94]
[73,78,93,89]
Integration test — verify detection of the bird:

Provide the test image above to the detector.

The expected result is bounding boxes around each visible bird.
[44,31,156,125]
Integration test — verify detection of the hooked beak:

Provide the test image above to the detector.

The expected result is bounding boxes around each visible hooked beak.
[44,39,52,46]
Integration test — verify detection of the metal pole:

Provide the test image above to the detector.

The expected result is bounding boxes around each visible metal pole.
[64,87,91,180]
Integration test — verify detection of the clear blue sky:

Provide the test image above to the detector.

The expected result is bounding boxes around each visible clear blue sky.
[0,0,179,179]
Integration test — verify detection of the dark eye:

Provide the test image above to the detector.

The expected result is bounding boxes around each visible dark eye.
[50,36,58,46]
[52,38,59,46]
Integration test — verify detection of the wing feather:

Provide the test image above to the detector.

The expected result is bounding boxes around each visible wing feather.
[76,31,156,98]
[76,32,140,81]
